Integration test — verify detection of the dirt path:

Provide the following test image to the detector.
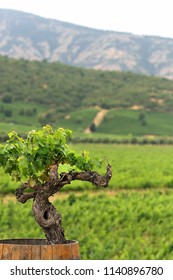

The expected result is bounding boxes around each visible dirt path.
[2,188,169,203]
[93,109,108,126]
[84,109,108,133]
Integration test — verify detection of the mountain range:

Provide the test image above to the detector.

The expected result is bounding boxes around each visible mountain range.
[1,9,173,79]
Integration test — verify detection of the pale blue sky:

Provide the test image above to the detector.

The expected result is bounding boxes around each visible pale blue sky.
[0,0,173,38]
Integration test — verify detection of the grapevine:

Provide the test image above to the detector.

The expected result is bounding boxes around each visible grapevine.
[0,125,101,184]
[0,125,112,244]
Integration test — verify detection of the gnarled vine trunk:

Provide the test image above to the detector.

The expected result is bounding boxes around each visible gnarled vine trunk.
[32,192,66,244]
[15,164,112,244]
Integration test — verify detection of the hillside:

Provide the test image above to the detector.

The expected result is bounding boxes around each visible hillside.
[1,9,173,79]
[1,56,173,136]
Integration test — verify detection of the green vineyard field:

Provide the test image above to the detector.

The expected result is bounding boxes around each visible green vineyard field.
[1,191,173,259]
[1,144,173,193]
[1,144,173,259]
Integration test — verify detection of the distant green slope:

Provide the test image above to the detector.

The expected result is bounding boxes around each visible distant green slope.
[97,110,173,136]
[1,56,173,136]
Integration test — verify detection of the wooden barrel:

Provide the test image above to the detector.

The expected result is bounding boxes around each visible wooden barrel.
[0,239,80,260]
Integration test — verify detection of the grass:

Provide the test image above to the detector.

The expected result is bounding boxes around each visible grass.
[1,190,173,259]
[2,105,173,137]
[68,144,173,190]
[0,101,47,127]
[0,122,38,135]
[1,143,173,259]
[56,108,99,132]
[97,109,173,136]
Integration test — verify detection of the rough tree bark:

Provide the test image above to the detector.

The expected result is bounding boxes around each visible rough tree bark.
[15,164,112,244]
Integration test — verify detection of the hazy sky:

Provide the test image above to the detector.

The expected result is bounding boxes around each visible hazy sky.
[0,0,173,38]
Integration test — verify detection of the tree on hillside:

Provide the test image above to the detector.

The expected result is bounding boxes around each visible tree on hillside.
[138,112,147,126]
[0,125,112,244]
